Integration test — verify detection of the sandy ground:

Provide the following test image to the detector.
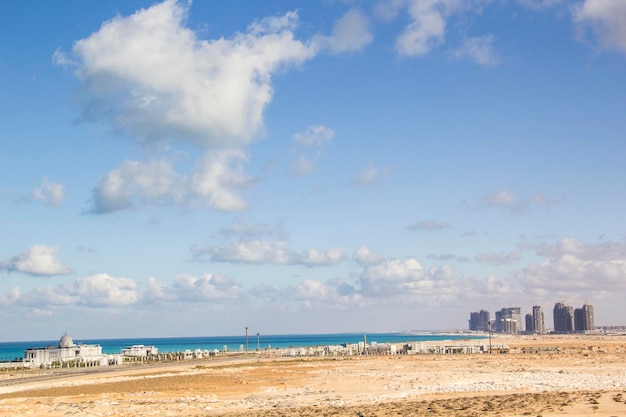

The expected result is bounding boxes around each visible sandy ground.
[0,335,625,416]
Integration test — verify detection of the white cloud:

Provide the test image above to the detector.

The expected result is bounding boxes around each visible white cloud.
[194,239,347,267]
[290,154,316,176]
[89,150,254,213]
[187,150,255,211]
[358,259,461,302]
[523,237,626,261]
[516,238,626,298]
[90,159,176,213]
[32,178,65,206]
[374,0,406,21]
[353,246,384,265]
[0,245,72,276]
[71,274,139,306]
[291,125,335,176]
[573,0,626,53]
[395,0,472,57]
[517,0,563,10]
[451,35,499,66]
[170,274,241,302]
[71,1,318,148]
[293,125,335,147]
[406,219,450,231]
[474,251,521,265]
[481,189,558,212]
[359,258,425,295]
[63,1,339,214]
[327,8,373,53]
[427,253,471,262]
[216,218,287,240]
[483,189,516,209]
[19,273,138,307]
[0,287,20,306]
[351,163,382,186]
[51,48,75,66]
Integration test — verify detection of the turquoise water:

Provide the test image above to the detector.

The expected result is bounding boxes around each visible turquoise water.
[0,333,483,361]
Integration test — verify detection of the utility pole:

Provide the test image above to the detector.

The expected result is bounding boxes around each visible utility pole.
[245,327,249,353]
[256,333,260,351]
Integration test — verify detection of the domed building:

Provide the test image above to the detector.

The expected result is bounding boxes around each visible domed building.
[58,332,74,348]
[23,333,121,367]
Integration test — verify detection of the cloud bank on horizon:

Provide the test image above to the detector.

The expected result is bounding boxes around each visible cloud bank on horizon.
[0,0,625,340]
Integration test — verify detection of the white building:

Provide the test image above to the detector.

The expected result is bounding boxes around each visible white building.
[121,344,158,357]
[23,333,121,367]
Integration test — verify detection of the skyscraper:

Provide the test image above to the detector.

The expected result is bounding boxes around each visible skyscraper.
[469,309,490,331]
[553,302,574,333]
[583,303,594,331]
[574,303,594,332]
[525,313,534,333]
[532,305,545,334]
[495,307,521,334]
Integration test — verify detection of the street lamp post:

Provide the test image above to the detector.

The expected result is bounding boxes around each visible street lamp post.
[245,326,249,353]
[488,321,493,353]
[256,333,260,351]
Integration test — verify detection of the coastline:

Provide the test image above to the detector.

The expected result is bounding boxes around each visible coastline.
[0,332,486,361]
[0,334,625,416]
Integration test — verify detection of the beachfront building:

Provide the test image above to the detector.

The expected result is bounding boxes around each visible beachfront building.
[23,333,121,367]
[122,345,158,357]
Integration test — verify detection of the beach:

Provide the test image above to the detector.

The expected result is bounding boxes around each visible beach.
[0,335,625,416]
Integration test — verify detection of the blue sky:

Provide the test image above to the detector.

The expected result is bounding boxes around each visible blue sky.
[1,0,625,341]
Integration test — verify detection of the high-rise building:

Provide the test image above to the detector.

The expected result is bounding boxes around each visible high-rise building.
[574,303,594,332]
[532,305,545,334]
[553,302,574,333]
[525,313,534,333]
[495,307,521,334]
[583,303,594,331]
[469,309,490,331]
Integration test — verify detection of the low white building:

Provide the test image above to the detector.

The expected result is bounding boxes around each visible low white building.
[121,344,158,357]
[24,333,121,367]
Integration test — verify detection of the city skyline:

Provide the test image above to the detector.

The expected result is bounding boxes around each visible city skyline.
[1,0,625,341]
[470,301,596,333]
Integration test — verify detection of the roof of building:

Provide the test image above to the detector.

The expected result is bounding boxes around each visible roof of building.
[59,332,74,348]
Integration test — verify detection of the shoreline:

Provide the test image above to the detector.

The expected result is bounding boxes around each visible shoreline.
[0,334,625,416]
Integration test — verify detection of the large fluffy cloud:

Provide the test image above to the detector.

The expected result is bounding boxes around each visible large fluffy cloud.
[89,150,254,213]
[18,274,138,307]
[516,238,626,298]
[0,245,73,276]
[145,273,241,303]
[574,0,626,53]
[59,1,328,213]
[70,0,318,147]
[359,258,460,301]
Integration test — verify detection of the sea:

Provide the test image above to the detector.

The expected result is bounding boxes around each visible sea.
[0,332,484,362]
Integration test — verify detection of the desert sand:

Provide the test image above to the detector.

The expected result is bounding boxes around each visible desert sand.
[0,334,625,416]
